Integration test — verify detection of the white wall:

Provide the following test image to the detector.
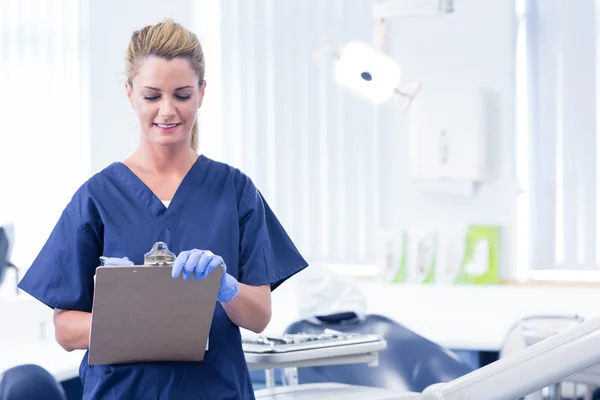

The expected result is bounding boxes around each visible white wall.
[0,1,89,288]
[528,0,597,271]
[384,0,518,277]
[217,0,518,277]
[218,0,383,267]
[382,0,516,227]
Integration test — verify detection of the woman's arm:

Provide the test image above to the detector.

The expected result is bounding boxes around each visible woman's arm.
[53,309,92,351]
[221,283,271,333]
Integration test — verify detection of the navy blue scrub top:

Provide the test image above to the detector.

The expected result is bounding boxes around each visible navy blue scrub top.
[18,155,309,400]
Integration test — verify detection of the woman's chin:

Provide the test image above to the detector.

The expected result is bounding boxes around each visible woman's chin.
[147,135,188,147]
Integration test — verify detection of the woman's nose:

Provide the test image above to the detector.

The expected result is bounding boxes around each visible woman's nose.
[158,99,176,120]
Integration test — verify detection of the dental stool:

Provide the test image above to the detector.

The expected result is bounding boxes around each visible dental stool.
[284,312,473,392]
[0,364,67,400]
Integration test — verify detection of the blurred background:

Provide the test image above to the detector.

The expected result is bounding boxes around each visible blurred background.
[1,0,600,399]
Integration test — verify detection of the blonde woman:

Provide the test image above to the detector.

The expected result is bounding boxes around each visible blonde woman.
[19,19,307,400]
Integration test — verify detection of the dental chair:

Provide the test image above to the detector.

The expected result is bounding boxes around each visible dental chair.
[0,364,67,400]
[283,312,474,392]
[501,315,600,400]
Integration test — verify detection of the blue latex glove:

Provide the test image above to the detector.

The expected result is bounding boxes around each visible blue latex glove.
[99,256,134,266]
[171,249,239,303]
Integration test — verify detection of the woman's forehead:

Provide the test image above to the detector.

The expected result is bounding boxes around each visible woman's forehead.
[134,56,198,88]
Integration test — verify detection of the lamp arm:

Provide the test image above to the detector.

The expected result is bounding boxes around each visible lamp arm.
[419,316,600,400]
[372,0,454,19]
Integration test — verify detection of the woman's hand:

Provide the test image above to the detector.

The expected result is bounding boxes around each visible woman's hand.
[172,249,239,303]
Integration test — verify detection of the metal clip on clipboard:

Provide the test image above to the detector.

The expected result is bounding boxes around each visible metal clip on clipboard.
[144,241,176,266]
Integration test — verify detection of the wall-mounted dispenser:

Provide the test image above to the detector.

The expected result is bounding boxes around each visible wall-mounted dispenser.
[408,89,488,196]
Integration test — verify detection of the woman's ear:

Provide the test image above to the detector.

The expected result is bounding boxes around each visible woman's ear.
[198,80,206,109]
[125,81,134,109]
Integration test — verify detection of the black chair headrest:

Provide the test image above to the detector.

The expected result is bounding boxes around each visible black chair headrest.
[0,364,66,400]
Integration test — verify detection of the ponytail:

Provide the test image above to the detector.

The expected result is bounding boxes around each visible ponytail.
[190,118,199,151]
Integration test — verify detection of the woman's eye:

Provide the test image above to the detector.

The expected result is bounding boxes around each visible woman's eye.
[176,94,192,101]
[144,95,160,101]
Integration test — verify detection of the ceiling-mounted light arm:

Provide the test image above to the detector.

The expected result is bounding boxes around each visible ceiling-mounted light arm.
[370,0,454,58]
[373,0,454,19]
[314,0,453,110]
[394,82,422,112]
[313,33,339,63]
[372,18,387,52]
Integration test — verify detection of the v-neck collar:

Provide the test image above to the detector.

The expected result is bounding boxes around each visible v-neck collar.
[110,155,208,230]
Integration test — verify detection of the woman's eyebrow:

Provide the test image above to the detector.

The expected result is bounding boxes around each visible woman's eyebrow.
[141,86,193,91]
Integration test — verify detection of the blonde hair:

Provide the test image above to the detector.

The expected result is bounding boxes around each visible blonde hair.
[125,19,205,150]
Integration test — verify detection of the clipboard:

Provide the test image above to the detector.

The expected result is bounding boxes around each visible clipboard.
[88,263,223,365]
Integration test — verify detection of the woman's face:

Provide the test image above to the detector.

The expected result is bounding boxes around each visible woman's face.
[126,56,204,147]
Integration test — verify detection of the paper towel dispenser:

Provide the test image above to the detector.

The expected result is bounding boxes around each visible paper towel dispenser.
[408,89,488,195]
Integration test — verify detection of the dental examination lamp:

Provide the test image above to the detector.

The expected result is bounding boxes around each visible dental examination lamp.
[392,315,600,399]
[315,0,453,110]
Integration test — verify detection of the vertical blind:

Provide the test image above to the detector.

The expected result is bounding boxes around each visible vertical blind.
[522,0,598,271]
[0,0,88,268]
[218,0,383,267]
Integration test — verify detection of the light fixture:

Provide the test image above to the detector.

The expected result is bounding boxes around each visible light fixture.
[315,0,453,110]
[333,41,402,105]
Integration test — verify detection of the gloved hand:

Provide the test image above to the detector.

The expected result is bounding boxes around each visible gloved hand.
[172,249,239,303]
[99,256,134,266]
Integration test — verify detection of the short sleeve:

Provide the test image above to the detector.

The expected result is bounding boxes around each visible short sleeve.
[238,177,308,290]
[17,207,102,312]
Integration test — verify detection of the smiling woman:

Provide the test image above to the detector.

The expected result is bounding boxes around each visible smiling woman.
[124,21,206,151]
[126,58,204,145]
[16,18,308,400]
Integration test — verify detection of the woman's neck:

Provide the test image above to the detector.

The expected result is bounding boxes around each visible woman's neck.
[127,140,198,176]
